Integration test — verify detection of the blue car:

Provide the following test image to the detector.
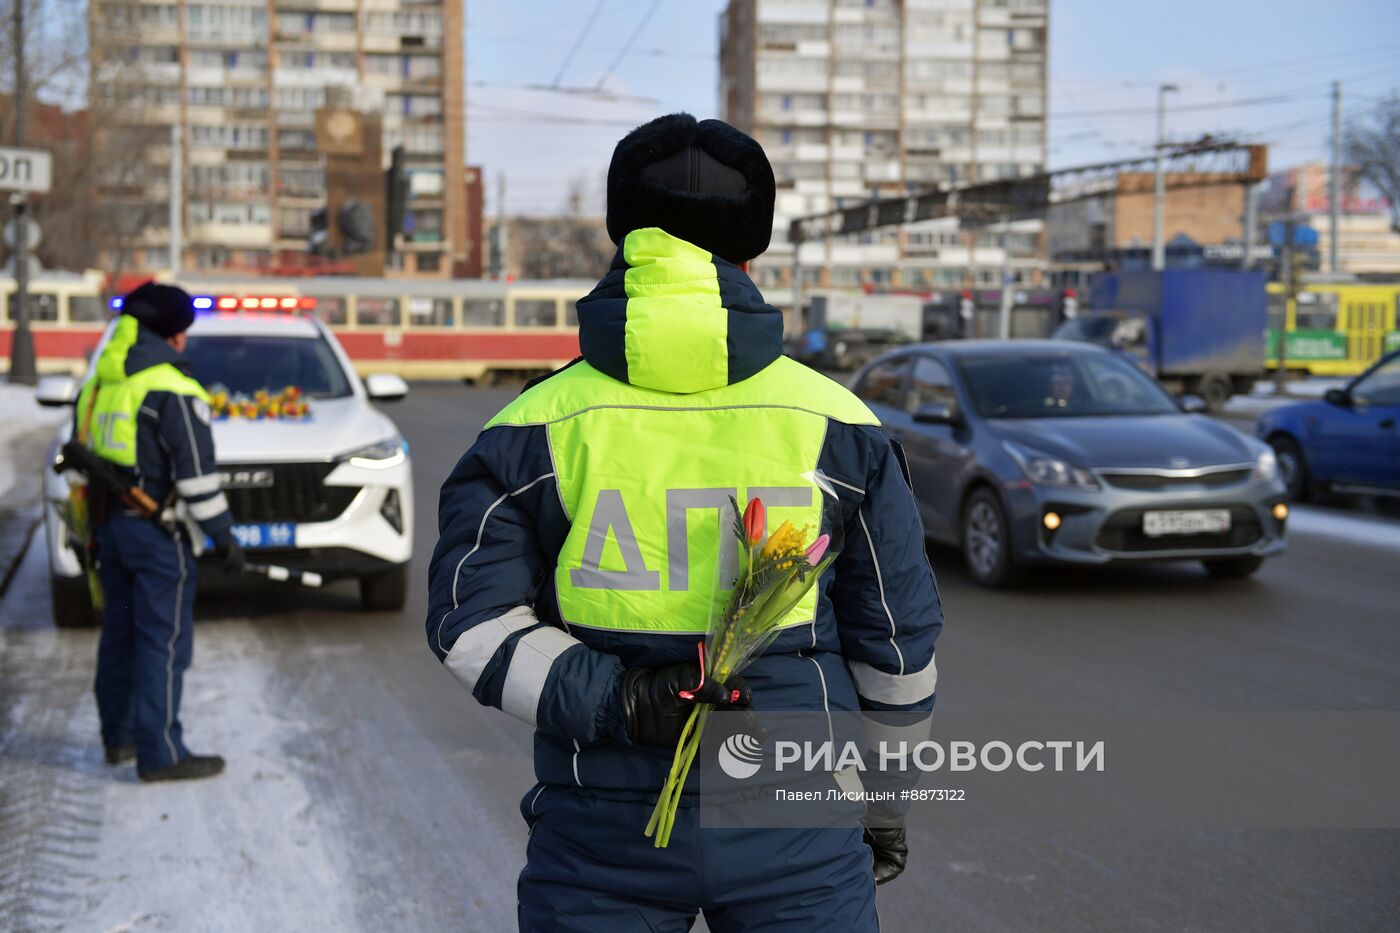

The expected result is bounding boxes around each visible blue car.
[1257,350,1400,500]
[851,341,1287,586]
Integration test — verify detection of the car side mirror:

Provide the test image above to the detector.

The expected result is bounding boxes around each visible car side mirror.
[365,373,409,402]
[1177,394,1208,414]
[36,374,80,407]
[1324,388,1351,407]
[913,402,958,425]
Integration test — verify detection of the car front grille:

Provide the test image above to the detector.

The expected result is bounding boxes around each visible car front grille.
[221,462,359,524]
[1095,504,1262,553]
[1099,468,1252,491]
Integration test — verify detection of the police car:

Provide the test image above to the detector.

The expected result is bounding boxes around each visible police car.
[37,300,413,625]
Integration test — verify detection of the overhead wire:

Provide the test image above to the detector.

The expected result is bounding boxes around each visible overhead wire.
[593,0,665,91]
[552,0,609,88]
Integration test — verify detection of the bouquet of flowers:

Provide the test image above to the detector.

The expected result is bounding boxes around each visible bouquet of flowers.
[210,386,310,420]
[644,495,836,847]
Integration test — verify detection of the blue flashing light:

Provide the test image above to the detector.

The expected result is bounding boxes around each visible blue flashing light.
[109,296,124,310]
[193,296,214,310]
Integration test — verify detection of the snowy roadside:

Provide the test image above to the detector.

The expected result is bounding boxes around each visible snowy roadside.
[0,539,366,932]
[1222,377,1347,418]
[0,383,67,594]
[0,383,65,505]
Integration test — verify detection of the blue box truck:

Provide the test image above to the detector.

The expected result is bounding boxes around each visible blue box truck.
[1053,269,1268,411]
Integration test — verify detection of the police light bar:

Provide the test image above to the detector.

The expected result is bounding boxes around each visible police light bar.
[205,294,316,315]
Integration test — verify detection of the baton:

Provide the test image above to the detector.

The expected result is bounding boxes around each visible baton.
[245,563,323,588]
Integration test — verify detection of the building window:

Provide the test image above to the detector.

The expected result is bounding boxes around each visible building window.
[416,253,442,273]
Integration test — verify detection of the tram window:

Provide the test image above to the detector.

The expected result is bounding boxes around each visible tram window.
[462,299,504,327]
[29,293,60,322]
[70,295,107,322]
[1266,293,1286,331]
[566,301,579,326]
[407,296,453,326]
[356,297,400,326]
[314,297,348,325]
[1294,293,1338,330]
[516,299,558,328]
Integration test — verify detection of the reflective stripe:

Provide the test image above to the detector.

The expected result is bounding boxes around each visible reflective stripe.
[443,606,539,694]
[176,473,223,497]
[188,493,230,521]
[857,508,905,674]
[863,713,933,751]
[501,626,580,725]
[849,654,938,706]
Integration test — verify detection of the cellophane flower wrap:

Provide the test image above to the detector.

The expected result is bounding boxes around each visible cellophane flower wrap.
[644,494,838,847]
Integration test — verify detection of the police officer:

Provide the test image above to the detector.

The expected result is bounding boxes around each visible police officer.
[428,114,942,930]
[78,282,242,782]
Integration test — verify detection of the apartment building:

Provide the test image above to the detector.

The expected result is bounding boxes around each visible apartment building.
[89,0,465,277]
[719,0,1048,307]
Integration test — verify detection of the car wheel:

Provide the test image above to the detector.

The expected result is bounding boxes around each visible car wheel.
[51,575,99,628]
[961,489,1022,587]
[1201,555,1265,579]
[1197,372,1232,412]
[1269,435,1309,502]
[360,565,408,611]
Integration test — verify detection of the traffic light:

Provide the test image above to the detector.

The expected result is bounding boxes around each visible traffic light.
[339,200,375,255]
[385,145,408,251]
[309,207,331,257]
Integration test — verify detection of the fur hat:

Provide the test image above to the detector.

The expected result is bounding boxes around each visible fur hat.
[122,282,195,339]
[606,113,775,264]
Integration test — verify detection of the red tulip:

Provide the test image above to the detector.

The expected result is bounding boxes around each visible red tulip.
[743,498,765,545]
[805,534,829,565]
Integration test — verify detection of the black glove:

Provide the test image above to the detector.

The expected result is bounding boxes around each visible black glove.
[621,662,751,747]
[863,822,909,885]
[212,535,246,575]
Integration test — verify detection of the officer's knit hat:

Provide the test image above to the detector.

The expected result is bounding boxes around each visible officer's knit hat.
[122,282,195,338]
[606,113,775,265]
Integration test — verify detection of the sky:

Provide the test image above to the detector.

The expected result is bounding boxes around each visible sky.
[469,0,1400,216]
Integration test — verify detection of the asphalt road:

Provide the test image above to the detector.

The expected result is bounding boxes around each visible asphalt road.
[1,382,1397,932]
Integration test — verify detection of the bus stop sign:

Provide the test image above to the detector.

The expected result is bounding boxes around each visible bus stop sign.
[0,146,53,194]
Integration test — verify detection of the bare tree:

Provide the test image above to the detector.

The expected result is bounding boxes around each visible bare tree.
[1345,92,1400,231]
[514,173,614,279]
[0,0,172,279]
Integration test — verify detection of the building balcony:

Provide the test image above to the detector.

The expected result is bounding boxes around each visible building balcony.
[187,223,276,247]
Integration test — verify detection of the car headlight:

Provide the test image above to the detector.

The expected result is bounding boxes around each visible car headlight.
[1004,441,1101,490]
[1253,448,1278,482]
[343,436,407,469]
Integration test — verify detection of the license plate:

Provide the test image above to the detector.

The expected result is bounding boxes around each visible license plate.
[230,522,295,549]
[1142,509,1231,537]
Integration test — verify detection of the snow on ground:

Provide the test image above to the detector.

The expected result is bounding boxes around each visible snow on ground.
[71,627,365,932]
[0,383,66,505]
[0,533,364,933]
[1286,504,1400,551]
[1223,378,1348,417]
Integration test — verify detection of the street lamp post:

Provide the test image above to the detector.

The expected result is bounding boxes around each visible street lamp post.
[1151,83,1178,272]
[8,0,38,385]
